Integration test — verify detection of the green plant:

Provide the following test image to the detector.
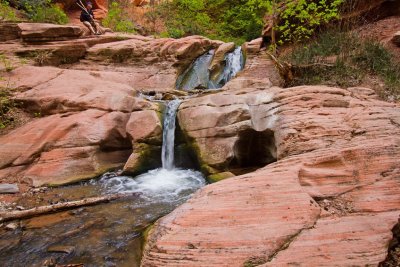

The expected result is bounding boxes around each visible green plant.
[0,0,18,21]
[0,87,14,129]
[33,50,52,66]
[22,0,68,24]
[264,0,344,51]
[146,0,269,43]
[0,54,14,72]
[282,30,400,101]
[103,2,136,33]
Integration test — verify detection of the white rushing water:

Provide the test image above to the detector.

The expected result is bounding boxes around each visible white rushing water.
[100,169,204,201]
[162,99,181,170]
[177,46,245,90]
[100,99,205,202]
[222,46,245,83]
[176,50,215,90]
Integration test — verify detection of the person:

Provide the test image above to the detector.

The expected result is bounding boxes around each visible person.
[79,1,100,35]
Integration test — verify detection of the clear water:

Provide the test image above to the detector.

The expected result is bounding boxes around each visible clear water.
[177,46,245,90]
[0,100,206,267]
[162,99,181,170]
[176,50,215,90]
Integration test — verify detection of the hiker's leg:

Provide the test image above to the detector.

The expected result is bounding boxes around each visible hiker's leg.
[90,21,101,34]
[83,21,96,34]
[94,22,104,34]
[90,21,97,33]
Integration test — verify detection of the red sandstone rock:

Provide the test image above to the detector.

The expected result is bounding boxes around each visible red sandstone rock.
[126,110,162,144]
[18,23,83,42]
[0,109,132,186]
[14,67,154,114]
[142,85,400,266]
[265,212,399,266]
[86,35,222,71]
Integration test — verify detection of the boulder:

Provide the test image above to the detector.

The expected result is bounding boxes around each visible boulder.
[0,109,132,186]
[126,110,162,144]
[13,67,155,114]
[0,23,21,42]
[123,143,161,176]
[18,23,83,43]
[0,184,19,194]
[123,109,163,175]
[86,35,223,78]
[142,85,400,266]
[209,42,236,80]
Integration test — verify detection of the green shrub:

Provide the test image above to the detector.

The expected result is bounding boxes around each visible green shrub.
[282,30,400,101]
[0,54,15,129]
[0,0,18,21]
[146,0,268,43]
[103,2,136,33]
[21,0,68,24]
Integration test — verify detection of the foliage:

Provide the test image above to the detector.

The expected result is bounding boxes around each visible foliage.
[0,54,14,72]
[18,0,68,24]
[146,0,269,43]
[146,0,344,44]
[268,0,344,44]
[282,30,400,101]
[0,87,14,129]
[103,2,136,33]
[0,54,15,129]
[0,0,18,21]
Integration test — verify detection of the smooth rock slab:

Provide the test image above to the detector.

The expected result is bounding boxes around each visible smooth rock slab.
[0,184,19,194]
[142,162,321,266]
[265,212,399,266]
[18,23,82,42]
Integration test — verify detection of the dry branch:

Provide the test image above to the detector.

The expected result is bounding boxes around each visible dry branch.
[0,193,128,223]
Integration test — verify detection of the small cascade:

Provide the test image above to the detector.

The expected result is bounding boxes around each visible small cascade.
[209,46,245,89]
[100,99,205,201]
[176,46,245,90]
[176,50,215,90]
[162,99,181,170]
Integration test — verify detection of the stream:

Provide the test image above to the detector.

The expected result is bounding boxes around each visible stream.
[0,48,244,266]
[0,100,205,267]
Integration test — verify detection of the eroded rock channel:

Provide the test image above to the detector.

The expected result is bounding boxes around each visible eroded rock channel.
[0,22,399,267]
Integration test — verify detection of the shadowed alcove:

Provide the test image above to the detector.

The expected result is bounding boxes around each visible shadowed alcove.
[229,128,277,175]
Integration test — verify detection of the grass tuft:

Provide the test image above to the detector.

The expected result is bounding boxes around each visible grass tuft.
[282,30,400,101]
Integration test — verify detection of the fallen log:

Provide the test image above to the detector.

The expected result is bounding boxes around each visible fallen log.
[0,193,128,223]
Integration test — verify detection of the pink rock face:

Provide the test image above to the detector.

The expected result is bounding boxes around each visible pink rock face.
[0,33,223,187]
[0,109,132,186]
[18,23,83,42]
[86,35,222,72]
[126,110,162,144]
[142,84,400,266]
[14,67,154,114]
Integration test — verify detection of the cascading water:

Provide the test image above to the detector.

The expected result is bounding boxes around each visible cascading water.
[100,100,205,202]
[209,46,245,89]
[162,99,181,170]
[1,101,206,266]
[176,50,215,90]
[176,46,245,90]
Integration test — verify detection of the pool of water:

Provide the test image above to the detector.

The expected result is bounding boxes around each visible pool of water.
[0,169,205,267]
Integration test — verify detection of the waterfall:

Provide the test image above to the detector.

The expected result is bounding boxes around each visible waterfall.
[176,46,245,90]
[100,98,205,200]
[176,50,215,90]
[161,99,181,170]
